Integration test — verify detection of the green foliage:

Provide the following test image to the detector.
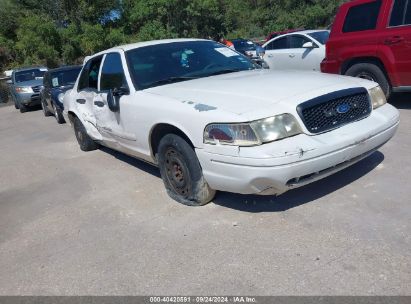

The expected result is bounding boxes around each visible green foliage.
[0,0,345,70]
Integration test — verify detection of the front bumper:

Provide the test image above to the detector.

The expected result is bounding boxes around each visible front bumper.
[196,104,399,195]
[16,92,40,106]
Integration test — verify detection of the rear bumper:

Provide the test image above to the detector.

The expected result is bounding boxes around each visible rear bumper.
[320,58,340,74]
[196,104,399,195]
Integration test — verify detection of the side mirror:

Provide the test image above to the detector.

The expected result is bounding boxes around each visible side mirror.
[302,41,317,49]
[6,80,12,85]
[107,87,129,112]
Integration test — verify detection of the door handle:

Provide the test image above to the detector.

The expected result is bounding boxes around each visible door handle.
[267,54,274,58]
[384,36,404,45]
[289,54,295,58]
[94,101,105,107]
[76,99,86,104]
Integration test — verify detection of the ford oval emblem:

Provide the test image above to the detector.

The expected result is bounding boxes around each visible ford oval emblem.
[336,103,351,114]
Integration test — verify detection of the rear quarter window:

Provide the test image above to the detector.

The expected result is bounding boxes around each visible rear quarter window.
[342,0,382,33]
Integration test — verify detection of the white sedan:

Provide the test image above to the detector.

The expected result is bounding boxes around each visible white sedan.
[263,30,329,71]
[63,39,399,206]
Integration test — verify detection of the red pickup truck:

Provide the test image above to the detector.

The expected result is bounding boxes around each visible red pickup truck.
[321,0,411,97]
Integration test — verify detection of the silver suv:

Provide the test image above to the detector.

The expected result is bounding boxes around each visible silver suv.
[9,66,48,113]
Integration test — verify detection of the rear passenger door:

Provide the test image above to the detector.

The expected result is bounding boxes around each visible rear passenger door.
[75,56,103,139]
[383,0,411,86]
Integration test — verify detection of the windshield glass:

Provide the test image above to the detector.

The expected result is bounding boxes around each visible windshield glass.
[15,69,46,83]
[126,41,257,90]
[308,31,330,45]
[50,67,82,88]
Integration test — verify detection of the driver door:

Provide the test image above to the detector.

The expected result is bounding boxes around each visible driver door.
[93,52,132,148]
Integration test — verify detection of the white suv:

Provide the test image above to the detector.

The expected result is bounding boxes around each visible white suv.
[63,39,399,206]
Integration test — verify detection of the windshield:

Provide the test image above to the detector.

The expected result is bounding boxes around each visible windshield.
[15,69,46,83]
[308,31,330,45]
[126,41,257,90]
[50,67,82,88]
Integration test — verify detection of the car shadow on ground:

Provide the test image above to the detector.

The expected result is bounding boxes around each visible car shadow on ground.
[100,144,384,212]
[213,151,385,212]
[99,146,161,178]
[389,93,411,109]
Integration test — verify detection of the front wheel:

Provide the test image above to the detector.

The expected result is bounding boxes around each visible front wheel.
[157,134,216,206]
[52,102,65,124]
[73,116,98,151]
[345,63,391,98]
[19,103,27,113]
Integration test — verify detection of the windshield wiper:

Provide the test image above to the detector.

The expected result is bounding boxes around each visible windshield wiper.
[205,68,243,77]
[147,76,198,88]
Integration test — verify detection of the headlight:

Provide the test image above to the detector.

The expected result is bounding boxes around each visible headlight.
[369,86,386,109]
[15,86,33,93]
[204,114,302,146]
[58,93,65,103]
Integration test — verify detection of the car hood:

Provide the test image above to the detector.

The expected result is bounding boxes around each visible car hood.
[145,70,376,118]
[14,79,43,87]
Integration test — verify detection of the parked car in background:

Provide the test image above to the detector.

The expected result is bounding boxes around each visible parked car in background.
[40,65,82,124]
[263,30,330,71]
[9,66,47,113]
[232,38,268,68]
[63,39,398,206]
[265,28,302,42]
[321,0,411,97]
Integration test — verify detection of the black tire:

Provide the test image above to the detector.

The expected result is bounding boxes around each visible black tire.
[157,134,216,206]
[345,63,391,98]
[73,116,98,151]
[14,99,19,109]
[19,103,27,113]
[41,98,52,117]
[52,102,65,124]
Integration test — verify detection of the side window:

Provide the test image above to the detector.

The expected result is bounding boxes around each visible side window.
[390,0,411,26]
[77,57,102,91]
[100,53,128,91]
[288,35,311,48]
[265,37,288,50]
[343,0,382,32]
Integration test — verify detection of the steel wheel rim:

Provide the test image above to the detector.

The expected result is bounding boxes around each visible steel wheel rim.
[164,147,190,197]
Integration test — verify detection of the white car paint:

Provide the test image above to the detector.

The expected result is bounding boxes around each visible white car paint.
[263,30,328,71]
[63,38,399,198]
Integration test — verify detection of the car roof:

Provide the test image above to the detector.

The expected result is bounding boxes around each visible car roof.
[93,38,209,56]
[288,29,329,35]
[47,65,82,73]
[13,66,48,72]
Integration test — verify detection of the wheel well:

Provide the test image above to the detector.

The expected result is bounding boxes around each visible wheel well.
[150,124,195,159]
[341,57,386,75]
[67,111,77,124]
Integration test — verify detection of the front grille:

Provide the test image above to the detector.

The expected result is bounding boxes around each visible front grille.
[296,88,372,134]
[32,86,41,93]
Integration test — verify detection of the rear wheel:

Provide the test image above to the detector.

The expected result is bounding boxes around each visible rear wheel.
[345,63,391,98]
[157,134,216,206]
[73,116,98,151]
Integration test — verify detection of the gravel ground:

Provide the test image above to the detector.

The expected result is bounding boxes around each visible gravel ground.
[0,94,410,296]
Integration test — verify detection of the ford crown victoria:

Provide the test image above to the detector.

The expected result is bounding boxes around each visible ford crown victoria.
[63,39,399,206]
